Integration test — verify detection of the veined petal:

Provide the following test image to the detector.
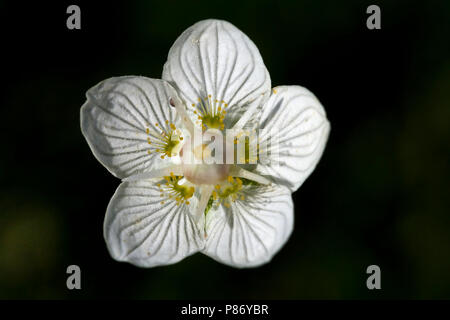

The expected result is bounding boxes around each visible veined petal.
[122,165,183,182]
[202,185,293,268]
[256,86,330,192]
[81,76,183,179]
[104,180,204,267]
[162,19,271,130]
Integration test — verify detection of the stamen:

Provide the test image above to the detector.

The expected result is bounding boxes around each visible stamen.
[211,176,244,208]
[194,185,214,232]
[144,121,183,158]
[191,94,227,131]
[159,175,195,207]
[169,95,195,135]
[229,166,270,185]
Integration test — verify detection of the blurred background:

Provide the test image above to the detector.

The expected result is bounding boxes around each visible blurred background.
[0,0,449,299]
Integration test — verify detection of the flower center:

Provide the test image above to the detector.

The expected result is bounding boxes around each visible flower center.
[145,121,183,159]
[182,163,231,185]
[191,95,227,131]
[158,173,194,205]
[180,134,233,185]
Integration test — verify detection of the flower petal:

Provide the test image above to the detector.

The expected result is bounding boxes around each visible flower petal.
[256,86,330,192]
[104,180,204,267]
[81,76,182,179]
[202,185,293,268]
[162,19,271,129]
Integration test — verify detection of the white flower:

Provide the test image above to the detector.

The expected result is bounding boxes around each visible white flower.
[80,19,330,268]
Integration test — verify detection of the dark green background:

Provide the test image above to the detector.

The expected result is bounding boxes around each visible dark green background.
[1,0,449,299]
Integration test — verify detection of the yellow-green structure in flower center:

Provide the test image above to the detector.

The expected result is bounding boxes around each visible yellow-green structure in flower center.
[191,95,227,130]
[145,120,183,159]
[212,176,245,208]
[158,173,195,206]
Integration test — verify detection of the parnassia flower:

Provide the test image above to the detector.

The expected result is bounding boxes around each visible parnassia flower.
[80,19,330,268]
